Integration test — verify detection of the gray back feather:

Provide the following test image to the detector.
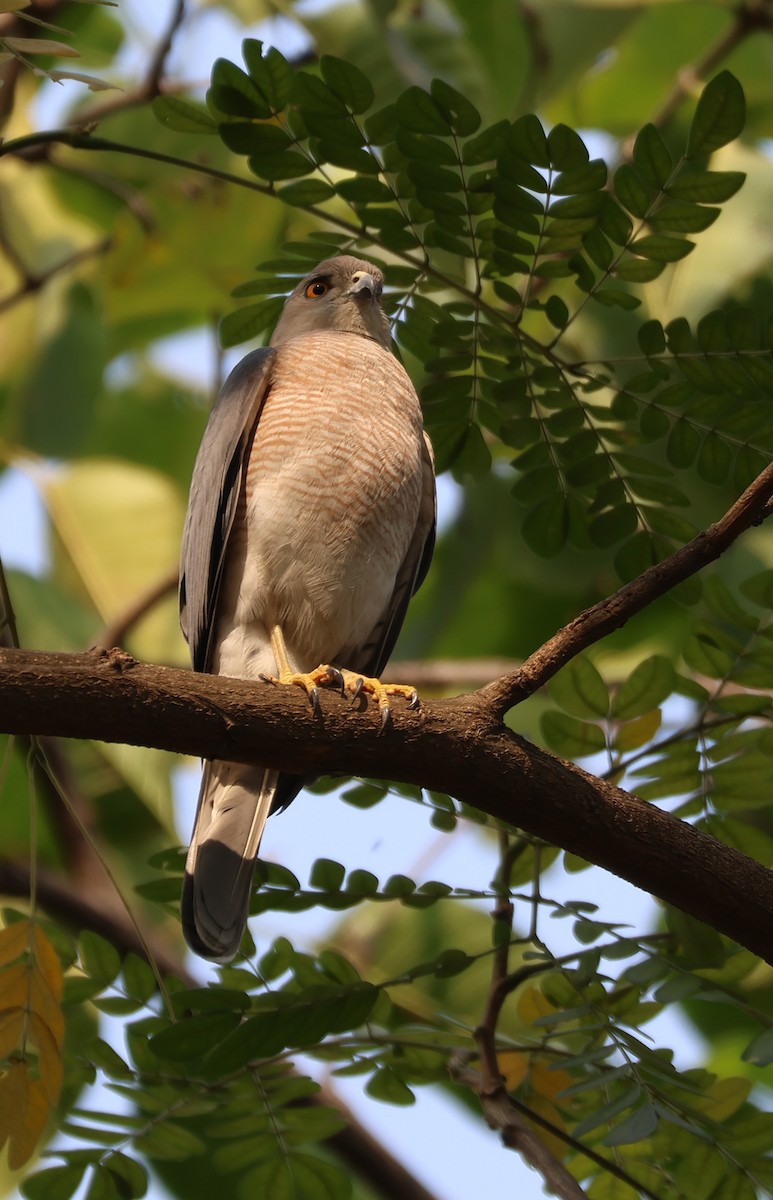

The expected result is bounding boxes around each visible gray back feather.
[179,348,275,672]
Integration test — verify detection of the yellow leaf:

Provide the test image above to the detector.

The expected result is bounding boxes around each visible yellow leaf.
[0,1061,26,1155]
[8,1075,49,1170]
[530,1060,572,1103]
[497,1050,529,1091]
[615,709,662,751]
[28,969,64,1048]
[0,965,30,1012]
[32,928,63,1003]
[688,1077,750,1122]
[517,985,557,1026]
[0,1011,25,1062]
[0,923,30,970]
[28,1015,62,1106]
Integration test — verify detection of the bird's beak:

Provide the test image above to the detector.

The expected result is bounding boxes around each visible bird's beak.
[347,272,376,301]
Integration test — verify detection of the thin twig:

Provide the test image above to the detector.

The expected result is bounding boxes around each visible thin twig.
[465,835,589,1198]
[449,1059,664,1200]
[622,1,773,158]
[94,568,179,650]
[0,237,113,315]
[480,461,773,716]
[450,1060,587,1200]
[73,0,187,125]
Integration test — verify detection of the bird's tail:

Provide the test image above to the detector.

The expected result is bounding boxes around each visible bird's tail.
[182,760,277,961]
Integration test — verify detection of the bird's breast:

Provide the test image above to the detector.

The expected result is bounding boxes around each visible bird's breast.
[228,331,425,663]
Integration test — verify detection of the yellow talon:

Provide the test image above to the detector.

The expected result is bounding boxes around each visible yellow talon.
[263,625,419,726]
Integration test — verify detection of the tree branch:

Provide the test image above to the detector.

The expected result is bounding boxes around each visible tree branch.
[2,646,773,965]
[480,461,773,715]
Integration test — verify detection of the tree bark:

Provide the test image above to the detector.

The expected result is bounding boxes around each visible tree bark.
[2,645,772,966]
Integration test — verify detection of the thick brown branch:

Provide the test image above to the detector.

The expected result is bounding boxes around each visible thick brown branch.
[2,647,773,965]
[480,462,773,715]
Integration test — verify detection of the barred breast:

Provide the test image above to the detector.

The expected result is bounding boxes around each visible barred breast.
[223,330,425,672]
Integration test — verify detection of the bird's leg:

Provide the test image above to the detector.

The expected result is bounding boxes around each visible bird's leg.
[261,627,418,727]
[260,625,343,715]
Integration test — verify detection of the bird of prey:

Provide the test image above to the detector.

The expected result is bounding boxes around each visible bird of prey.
[179,256,436,960]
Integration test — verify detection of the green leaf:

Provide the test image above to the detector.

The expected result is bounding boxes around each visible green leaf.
[151,96,216,134]
[22,284,105,458]
[309,858,345,891]
[242,42,293,111]
[103,1153,148,1200]
[637,319,665,356]
[210,983,378,1073]
[547,124,588,170]
[611,656,675,719]
[650,199,719,233]
[320,55,374,113]
[666,170,745,202]
[687,71,745,159]
[742,1028,773,1067]
[551,657,609,719]
[666,419,701,468]
[220,298,284,348]
[248,151,312,181]
[521,495,569,557]
[667,910,726,971]
[540,712,606,758]
[508,113,549,167]
[345,869,379,893]
[614,257,665,282]
[79,931,120,986]
[239,1153,351,1200]
[134,1123,205,1161]
[630,235,694,262]
[697,431,732,484]
[219,122,292,155]
[22,1166,87,1200]
[614,163,651,218]
[604,1103,659,1147]
[589,505,638,547]
[149,1012,242,1062]
[395,87,451,135]
[554,160,607,194]
[279,180,336,206]
[430,78,481,135]
[462,120,509,165]
[122,954,157,1004]
[741,569,773,609]
[209,58,271,119]
[366,1067,416,1106]
[633,124,672,188]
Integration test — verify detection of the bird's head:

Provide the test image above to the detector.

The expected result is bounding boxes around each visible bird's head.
[270,256,391,349]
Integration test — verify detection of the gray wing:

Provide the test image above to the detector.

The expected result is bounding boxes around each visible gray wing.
[180,348,276,673]
[352,431,436,679]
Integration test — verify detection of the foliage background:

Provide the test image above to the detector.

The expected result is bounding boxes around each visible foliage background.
[3,1,773,1199]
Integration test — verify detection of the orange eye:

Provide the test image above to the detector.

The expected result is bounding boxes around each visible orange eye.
[305,280,330,299]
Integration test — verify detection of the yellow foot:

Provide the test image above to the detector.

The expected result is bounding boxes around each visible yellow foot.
[261,664,419,728]
[337,668,419,730]
[260,664,342,715]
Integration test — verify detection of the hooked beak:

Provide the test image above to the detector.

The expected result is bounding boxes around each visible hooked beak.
[347,272,377,301]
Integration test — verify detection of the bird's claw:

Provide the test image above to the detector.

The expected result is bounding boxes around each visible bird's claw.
[262,664,419,726]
